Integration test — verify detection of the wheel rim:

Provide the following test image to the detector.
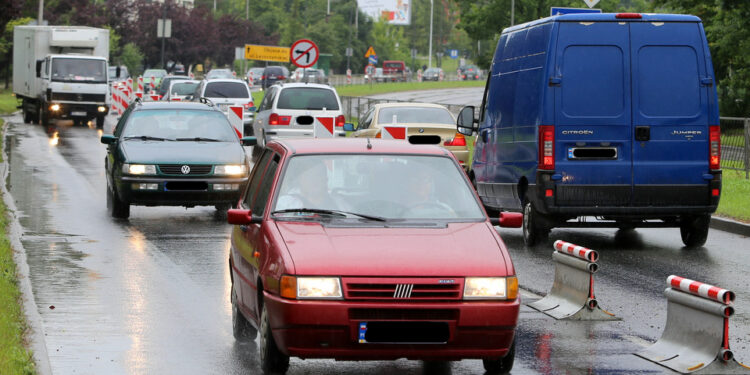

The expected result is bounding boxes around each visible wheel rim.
[523,203,531,241]
[259,305,268,364]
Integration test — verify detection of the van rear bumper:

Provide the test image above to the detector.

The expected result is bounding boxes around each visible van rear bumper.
[532,171,721,217]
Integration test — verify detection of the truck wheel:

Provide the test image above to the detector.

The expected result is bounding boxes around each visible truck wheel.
[680,214,710,247]
[96,115,105,129]
[523,200,549,246]
[23,108,33,124]
[39,105,49,127]
[483,336,515,374]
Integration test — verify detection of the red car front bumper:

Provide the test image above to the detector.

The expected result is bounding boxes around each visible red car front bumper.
[264,292,519,361]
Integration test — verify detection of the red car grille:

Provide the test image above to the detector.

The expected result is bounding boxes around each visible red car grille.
[343,277,463,301]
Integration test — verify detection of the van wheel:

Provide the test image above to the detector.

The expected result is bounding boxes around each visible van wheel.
[523,200,549,246]
[680,214,710,247]
[483,336,515,374]
[232,287,257,340]
[259,303,289,374]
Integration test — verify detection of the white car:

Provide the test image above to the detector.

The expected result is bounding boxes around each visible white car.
[164,79,199,101]
[252,83,346,147]
[193,79,255,136]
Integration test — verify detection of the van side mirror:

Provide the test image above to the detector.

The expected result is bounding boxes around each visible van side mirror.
[36,60,43,78]
[457,106,477,136]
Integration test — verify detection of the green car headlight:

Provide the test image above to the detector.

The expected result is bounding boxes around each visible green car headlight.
[214,164,247,176]
[123,163,156,175]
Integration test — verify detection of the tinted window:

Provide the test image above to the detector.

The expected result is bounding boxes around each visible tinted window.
[276,88,339,110]
[377,107,454,125]
[272,155,482,220]
[251,154,280,216]
[171,82,199,95]
[244,150,273,207]
[263,67,283,76]
[204,82,250,98]
[158,77,189,95]
[144,69,167,78]
[121,109,239,141]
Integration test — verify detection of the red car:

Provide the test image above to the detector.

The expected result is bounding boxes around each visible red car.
[227,138,522,374]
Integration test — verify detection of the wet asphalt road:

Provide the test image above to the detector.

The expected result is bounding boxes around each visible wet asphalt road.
[3,110,750,374]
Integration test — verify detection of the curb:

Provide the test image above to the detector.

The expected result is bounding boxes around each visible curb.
[1,115,53,375]
[710,216,750,237]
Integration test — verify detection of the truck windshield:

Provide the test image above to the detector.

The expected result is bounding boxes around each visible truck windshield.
[52,58,106,83]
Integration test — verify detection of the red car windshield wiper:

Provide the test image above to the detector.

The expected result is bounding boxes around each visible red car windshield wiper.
[271,208,387,222]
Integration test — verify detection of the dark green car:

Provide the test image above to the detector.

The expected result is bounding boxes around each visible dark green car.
[101,101,256,219]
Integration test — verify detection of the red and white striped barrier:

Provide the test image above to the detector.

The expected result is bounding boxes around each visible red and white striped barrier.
[417,69,423,82]
[149,76,156,91]
[247,72,254,87]
[346,69,352,85]
[380,126,407,140]
[554,240,598,262]
[227,106,244,138]
[667,275,735,304]
[636,276,747,373]
[314,117,335,138]
[137,76,144,93]
[528,240,618,321]
[439,69,445,81]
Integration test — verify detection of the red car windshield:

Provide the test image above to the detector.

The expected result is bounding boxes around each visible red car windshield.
[273,154,483,220]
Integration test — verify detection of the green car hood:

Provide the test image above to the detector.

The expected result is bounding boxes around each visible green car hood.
[120,140,246,165]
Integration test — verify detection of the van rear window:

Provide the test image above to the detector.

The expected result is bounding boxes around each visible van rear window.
[276,88,339,110]
[204,82,250,98]
[561,46,625,118]
[637,46,700,117]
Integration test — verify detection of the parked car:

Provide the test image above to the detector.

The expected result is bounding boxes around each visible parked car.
[364,67,385,83]
[458,65,481,80]
[142,69,167,93]
[456,12,721,247]
[156,75,190,100]
[422,67,443,81]
[193,79,255,136]
[383,60,406,82]
[291,68,304,82]
[252,83,345,151]
[206,68,235,80]
[351,103,470,170]
[261,66,287,89]
[164,80,199,101]
[100,101,256,219]
[108,65,130,83]
[227,137,521,374]
[246,67,265,85]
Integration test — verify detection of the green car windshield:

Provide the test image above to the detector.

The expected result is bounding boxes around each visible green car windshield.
[121,110,238,141]
[272,154,484,220]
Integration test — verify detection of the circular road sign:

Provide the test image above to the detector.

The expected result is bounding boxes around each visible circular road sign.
[290,39,319,69]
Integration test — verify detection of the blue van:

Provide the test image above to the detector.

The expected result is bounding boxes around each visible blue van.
[457,13,721,247]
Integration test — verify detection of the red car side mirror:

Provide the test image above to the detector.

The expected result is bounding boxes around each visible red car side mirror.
[489,212,523,228]
[227,209,258,225]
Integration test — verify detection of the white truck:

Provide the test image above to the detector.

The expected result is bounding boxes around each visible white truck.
[13,25,111,127]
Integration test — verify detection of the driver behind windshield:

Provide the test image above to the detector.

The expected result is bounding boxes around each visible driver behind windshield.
[276,161,340,211]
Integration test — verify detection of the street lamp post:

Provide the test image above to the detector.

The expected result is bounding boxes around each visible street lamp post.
[428,0,433,68]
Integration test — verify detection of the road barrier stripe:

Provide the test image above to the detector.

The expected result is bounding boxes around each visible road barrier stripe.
[554,240,598,262]
[667,275,734,304]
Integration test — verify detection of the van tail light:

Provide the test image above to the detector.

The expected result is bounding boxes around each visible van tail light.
[335,115,345,128]
[539,125,555,170]
[709,125,721,170]
[278,75,286,80]
[444,133,467,146]
[616,13,642,19]
[269,113,291,126]
[261,75,266,80]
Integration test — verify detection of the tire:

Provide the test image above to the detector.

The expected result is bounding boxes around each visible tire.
[483,336,515,374]
[107,184,130,219]
[23,107,33,124]
[39,104,49,127]
[522,200,549,246]
[96,115,105,129]
[73,118,83,127]
[232,287,257,340]
[680,214,710,247]
[259,303,289,374]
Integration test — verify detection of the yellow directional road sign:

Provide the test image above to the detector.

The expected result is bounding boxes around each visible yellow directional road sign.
[365,46,376,58]
[244,44,291,62]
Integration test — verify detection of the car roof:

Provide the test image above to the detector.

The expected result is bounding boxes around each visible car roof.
[277,82,334,90]
[204,79,247,84]
[274,138,451,156]
[133,101,219,111]
[372,102,450,110]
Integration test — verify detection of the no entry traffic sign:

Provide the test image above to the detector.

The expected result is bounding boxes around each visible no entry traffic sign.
[290,39,319,69]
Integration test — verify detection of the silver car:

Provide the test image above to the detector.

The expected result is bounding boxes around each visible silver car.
[193,79,255,135]
[252,83,345,148]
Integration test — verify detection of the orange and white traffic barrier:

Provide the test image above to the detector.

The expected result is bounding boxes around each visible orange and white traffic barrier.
[149,76,156,91]
[247,72,254,87]
[636,276,749,373]
[439,69,444,81]
[227,106,244,138]
[346,69,352,85]
[527,240,619,320]
[137,76,144,93]
[313,117,335,138]
[417,69,422,82]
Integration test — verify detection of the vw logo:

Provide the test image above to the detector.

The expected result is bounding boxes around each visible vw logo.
[418,128,425,133]
[180,165,191,174]
[76,94,83,101]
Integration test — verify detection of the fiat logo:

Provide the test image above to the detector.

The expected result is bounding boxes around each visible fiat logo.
[181,165,191,174]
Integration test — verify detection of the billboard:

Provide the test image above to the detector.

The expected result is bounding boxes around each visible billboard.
[357,0,411,25]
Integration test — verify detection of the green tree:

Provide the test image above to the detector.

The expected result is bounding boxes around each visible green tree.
[118,43,145,78]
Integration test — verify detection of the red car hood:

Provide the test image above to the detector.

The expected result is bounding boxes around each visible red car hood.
[275,221,510,277]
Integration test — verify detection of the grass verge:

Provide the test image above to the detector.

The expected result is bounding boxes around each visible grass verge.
[0,87,37,373]
[336,80,485,97]
[716,169,750,223]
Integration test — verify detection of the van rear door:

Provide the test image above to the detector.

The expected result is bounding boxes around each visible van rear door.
[630,21,712,206]
[553,22,633,207]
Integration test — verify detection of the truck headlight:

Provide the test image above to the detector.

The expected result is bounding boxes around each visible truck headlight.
[123,163,156,175]
[463,277,518,300]
[98,106,107,113]
[280,276,342,299]
[50,104,61,111]
[214,164,247,176]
